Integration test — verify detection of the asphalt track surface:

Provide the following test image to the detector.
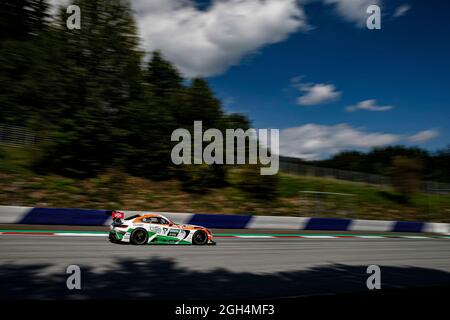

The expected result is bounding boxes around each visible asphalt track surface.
[1,234,450,299]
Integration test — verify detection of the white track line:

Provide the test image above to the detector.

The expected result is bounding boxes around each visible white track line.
[57,233,107,237]
[300,236,336,239]
[0,232,449,239]
[235,235,275,238]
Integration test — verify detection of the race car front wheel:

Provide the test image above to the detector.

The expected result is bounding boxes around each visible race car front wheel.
[192,230,208,245]
[131,228,148,245]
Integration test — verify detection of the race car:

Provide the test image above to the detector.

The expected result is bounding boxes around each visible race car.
[108,211,216,245]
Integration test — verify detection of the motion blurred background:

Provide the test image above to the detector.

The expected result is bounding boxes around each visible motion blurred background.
[0,0,449,223]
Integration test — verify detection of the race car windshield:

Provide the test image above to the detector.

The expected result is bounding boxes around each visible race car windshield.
[124,215,140,220]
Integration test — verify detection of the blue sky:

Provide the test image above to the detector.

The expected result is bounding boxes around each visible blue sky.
[53,0,450,159]
[205,0,450,158]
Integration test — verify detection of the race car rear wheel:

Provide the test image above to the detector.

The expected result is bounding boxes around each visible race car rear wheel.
[130,228,148,245]
[192,230,208,245]
[109,232,120,244]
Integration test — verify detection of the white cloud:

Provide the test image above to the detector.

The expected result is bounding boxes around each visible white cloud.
[48,0,307,77]
[346,99,394,112]
[48,0,394,77]
[324,0,381,27]
[393,4,411,18]
[298,84,341,106]
[132,0,308,77]
[279,123,400,159]
[292,77,341,106]
[279,124,440,159]
[408,129,439,143]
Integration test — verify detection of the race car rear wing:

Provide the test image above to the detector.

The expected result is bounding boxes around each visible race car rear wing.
[105,210,125,224]
[106,210,142,223]
[111,211,124,220]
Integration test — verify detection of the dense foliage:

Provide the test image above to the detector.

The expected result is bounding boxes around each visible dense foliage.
[0,0,255,189]
[311,146,450,183]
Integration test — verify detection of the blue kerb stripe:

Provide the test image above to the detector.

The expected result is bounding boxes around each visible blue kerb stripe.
[393,221,424,233]
[305,218,352,231]
[19,208,110,226]
[188,214,252,229]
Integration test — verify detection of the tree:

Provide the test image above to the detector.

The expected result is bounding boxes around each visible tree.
[35,0,144,177]
[169,76,228,189]
[183,78,223,128]
[147,51,183,97]
[428,146,450,182]
[221,113,251,131]
[315,146,431,176]
[0,0,265,192]
[118,95,176,180]
[390,156,423,201]
[0,0,49,41]
[315,151,365,172]
[0,0,52,125]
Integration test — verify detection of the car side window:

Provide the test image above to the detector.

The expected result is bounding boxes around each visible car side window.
[158,217,169,225]
[142,217,169,224]
[142,217,158,223]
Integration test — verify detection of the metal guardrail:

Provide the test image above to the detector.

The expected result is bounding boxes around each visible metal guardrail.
[0,124,39,146]
[280,158,450,194]
[280,159,392,185]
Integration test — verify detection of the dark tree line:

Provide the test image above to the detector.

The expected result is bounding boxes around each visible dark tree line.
[0,0,257,190]
[311,146,450,183]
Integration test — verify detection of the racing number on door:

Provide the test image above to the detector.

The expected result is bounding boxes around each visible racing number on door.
[167,229,180,237]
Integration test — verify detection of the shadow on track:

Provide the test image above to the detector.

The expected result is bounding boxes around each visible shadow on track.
[1,257,450,299]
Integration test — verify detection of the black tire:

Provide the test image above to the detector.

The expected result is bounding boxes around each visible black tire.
[192,230,208,245]
[130,228,148,245]
[109,233,120,243]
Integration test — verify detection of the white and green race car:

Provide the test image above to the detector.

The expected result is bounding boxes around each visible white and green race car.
[108,211,216,245]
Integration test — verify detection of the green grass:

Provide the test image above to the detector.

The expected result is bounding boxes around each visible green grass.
[0,146,34,175]
[0,145,449,222]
